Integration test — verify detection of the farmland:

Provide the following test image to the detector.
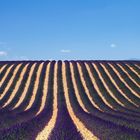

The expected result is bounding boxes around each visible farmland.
[0,60,140,140]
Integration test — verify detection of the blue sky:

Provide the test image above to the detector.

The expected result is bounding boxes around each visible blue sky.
[0,0,140,60]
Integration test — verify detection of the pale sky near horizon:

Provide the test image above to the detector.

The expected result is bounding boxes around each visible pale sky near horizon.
[0,0,140,60]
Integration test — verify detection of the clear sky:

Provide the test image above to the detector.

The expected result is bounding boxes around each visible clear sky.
[0,0,140,60]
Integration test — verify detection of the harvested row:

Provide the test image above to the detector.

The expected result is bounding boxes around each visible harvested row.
[77,62,140,132]
[135,64,140,70]
[0,62,4,68]
[0,64,7,74]
[48,61,82,140]
[65,61,140,139]
[2,63,29,108]
[0,64,15,87]
[0,61,54,139]
[90,62,140,117]
[71,61,106,113]
[70,63,90,113]
[10,62,41,113]
[12,63,37,110]
[85,63,139,115]
[64,61,99,140]
[117,63,140,88]
[115,63,140,92]
[0,63,27,109]
[0,62,39,113]
[128,63,140,76]
[109,63,140,99]
[35,62,50,116]
[0,60,140,140]
[77,63,103,112]
[0,62,45,129]
[99,63,139,109]
[100,63,140,110]
[24,63,44,111]
[36,62,58,140]
[85,62,137,117]
[0,63,14,83]
[0,63,23,102]
[11,62,41,113]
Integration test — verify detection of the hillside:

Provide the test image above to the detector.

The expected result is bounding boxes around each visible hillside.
[0,60,140,140]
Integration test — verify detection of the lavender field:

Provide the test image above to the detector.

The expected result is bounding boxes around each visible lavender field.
[0,60,140,140]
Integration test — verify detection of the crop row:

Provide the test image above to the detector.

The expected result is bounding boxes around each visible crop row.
[0,61,140,139]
